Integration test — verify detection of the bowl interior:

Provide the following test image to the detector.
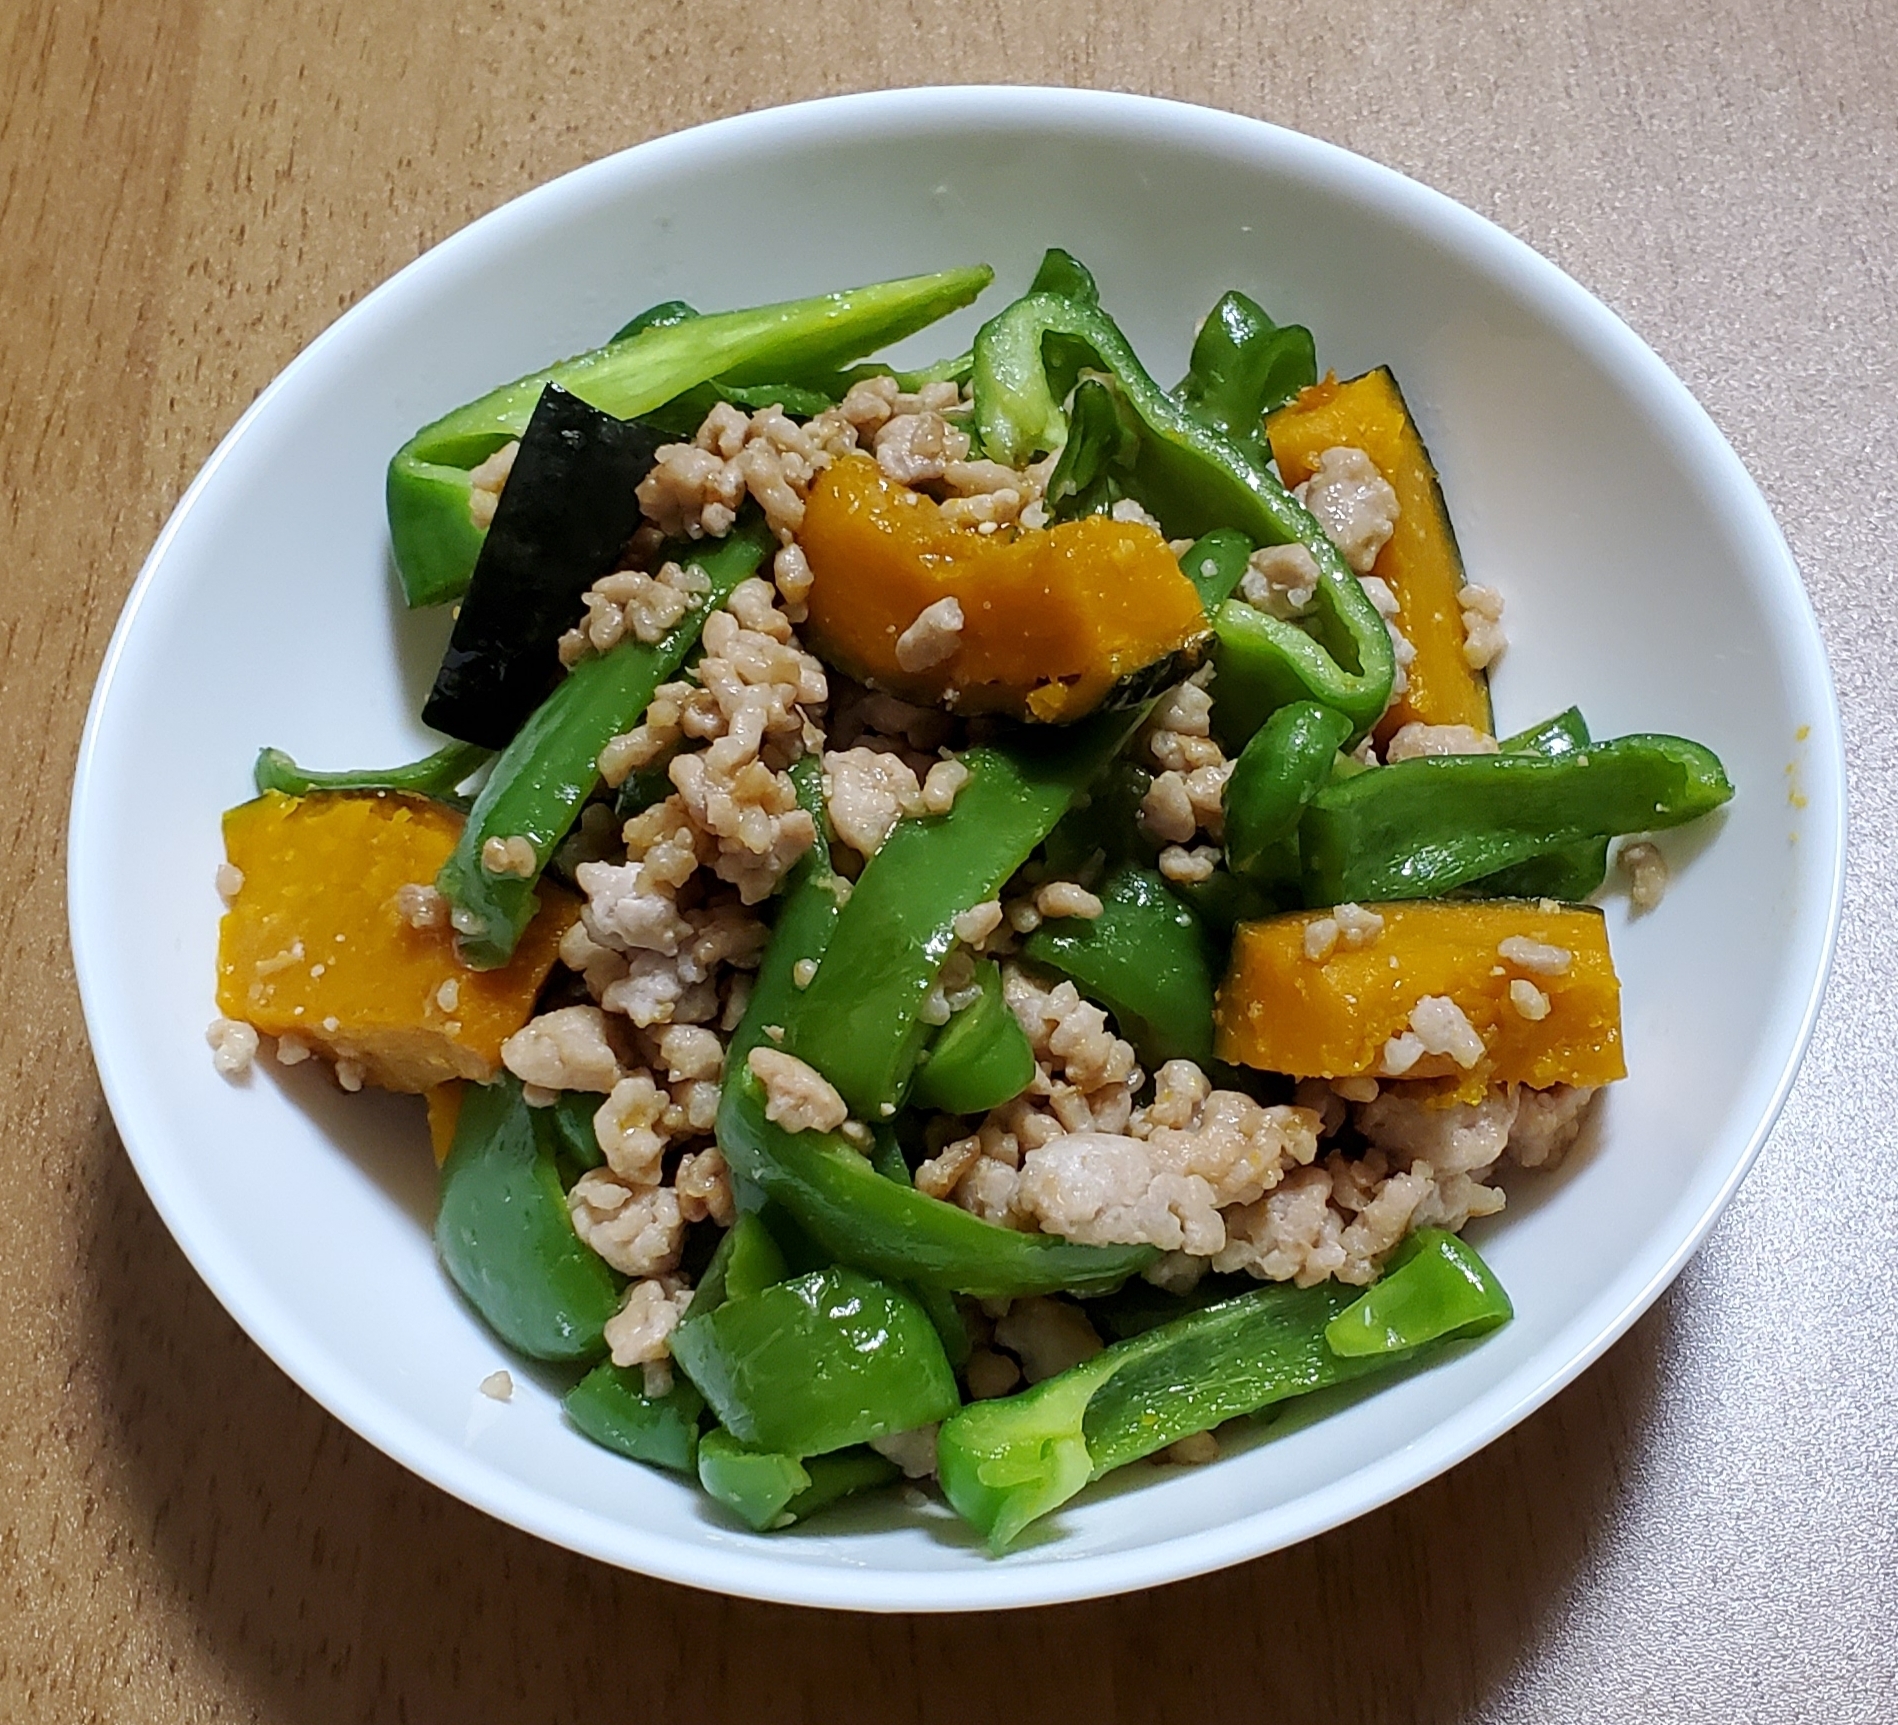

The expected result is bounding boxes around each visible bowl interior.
[69,88,1842,1611]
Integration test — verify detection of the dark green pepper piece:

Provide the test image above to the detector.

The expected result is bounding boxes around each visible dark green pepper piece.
[789,714,1140,1118]
[1223,700,1356,888]
[696,1430,900,1532]
[1027,246,1101,304]
[437,519,772,968]
[1500,705,1592,759]
[550,1091,605,1176]
[1302,732,1733,904]
[971,290,1392,738]
[564,1364,704,1473]
[864,1126,976,1369]
[1173,289,1317,456]
[253,739,489,800]
[670,1266,959,1457]
[1042,377,1140,521]
[1022,863,1218,1069]
[609,300,700,343]
[1463,706,1609,900]
[717,762,1157,1296]
[938,1230,1508,1550]
[435,1076,622,1361]
[909,958,1035,1116]
[388,266,994,607]
[1177,527,1253,612]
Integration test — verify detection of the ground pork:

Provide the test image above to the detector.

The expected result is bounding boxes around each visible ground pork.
[1386,722,1499,762]
[1459,583,1506,670]
[1138,670,1231,849]
[992,1298,1104,1383]
[1358,574,1416,709]
[603,1275,694,1368]
[1619,839,1668,911]
[500,1004,622,1093]
[1506,1083,1597,1169]
[1238,542,1321,618]
[869,1425,941,1479]
[567,1175,686,1278]
[558,559,712,667]
[466,438,519,530]
[894,596,964,672]
[748,1046,848,1134]
[206,1017,259,1077]
[1295,446,1399,576]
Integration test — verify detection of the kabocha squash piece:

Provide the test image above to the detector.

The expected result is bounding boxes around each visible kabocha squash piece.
[216,791,577,1091]
[799,455,1209,722]
[1267,370,1492,743]
[1215,901,1625,1091]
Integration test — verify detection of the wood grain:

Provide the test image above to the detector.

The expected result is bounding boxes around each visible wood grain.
[4,1,1894,1718]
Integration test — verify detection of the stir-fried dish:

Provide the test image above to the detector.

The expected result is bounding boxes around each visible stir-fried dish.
[207,252,1731,1549]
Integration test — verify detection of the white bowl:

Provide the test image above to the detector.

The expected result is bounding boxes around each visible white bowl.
[69,87,1843,1611]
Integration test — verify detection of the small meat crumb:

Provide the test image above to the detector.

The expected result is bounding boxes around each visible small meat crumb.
[792,957,818,990]
[1295,446,1399,575]
[501,1004,622,1093]
[1460,583,1507,670]
[1509,979,1553,1020]
[964,1347,1022,1400]
[1620,839,1668,912]
[275,1032,313,1065]
[993,1297,1104,1384]
[206,1017,259,1077]
[1166,1430,1220,1466]
[481,835,538,878]
[1385,723,1500,763]
[1334,902,1384,947]
[1238,543,1321,618]
[952,899,1004,945]
[334,1058,365,1093]
[1497,935,1572,976]
[1036,881,1103,920]
[435,978,460,1013]
[894,596,965,673]
[1158,844,1219,884]
[748,1046,848,1134]
[479,1369,514,1402]
[920,758,970,816]
[394,882,447,930]
[603,1276,694,1367]
[1406,995,1488,1070]
[1304,917,1340,962]
[869,1424,940,1480]
[215,862,245,904]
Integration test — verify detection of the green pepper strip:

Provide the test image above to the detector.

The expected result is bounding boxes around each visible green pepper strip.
[909,957,1036,1117]
[670,1265,959,1457]
[1172,289,1317,457]
[438,519,771,968]
[435,1076,622,1362]
[253,739,489,800]
[1022,862,1218,1069]
[564,1365,704,1474]
[1466,706,1612,901]
[937,1230,1510,1551]
[696,1429,900,1532]
[790,715,1139,1117]
[971,290,1392,737]
[1301,732,1733,905]
[388,266,993,606]
[1222,700,1356,889]
[717,762,1158,1297]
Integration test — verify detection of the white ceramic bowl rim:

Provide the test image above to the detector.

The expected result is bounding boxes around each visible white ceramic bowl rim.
[70,86,1845,1612]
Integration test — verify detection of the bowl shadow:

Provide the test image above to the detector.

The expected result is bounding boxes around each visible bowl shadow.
[81,1096,1669,1725]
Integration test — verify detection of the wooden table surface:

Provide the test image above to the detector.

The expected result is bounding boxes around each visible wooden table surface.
[5,1,1894,1717]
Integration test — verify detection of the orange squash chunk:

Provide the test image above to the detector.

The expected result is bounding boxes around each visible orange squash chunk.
[799,454,1208,722]
[216,791,577,1092]
[1215,901,1625,1092]
[1269,369,1492,745]
[424,1082,464,1165]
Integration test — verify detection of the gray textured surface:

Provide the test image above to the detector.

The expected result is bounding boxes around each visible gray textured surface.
[2,0,1893,1715]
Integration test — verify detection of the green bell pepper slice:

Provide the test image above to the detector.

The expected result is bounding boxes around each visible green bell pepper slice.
[564,1364,705,1474]
[696,1430,900,1532]
[937,1230,1509,1550]
[669,1265,960,1457]
[435,1076,623,1362]
[438,518,771,968]
[717,762,1158,1296]
[389,265,994,606]
[1222,699,1356,890]
[253,739,490,800]
[789,715,1139,1118]
[1465,706,1611,900]
[1173,289,1317,457]
[1301,731,1734,905]
[970,288,1392,738]
[691,1211,790,1313]
[1021,862,1218,1069]
[908,957,1035,1116]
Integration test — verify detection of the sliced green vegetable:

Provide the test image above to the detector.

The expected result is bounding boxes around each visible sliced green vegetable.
[422,383,661,749]
[434,1077,622,1362]
[789,715,1139,1117]
[696,1430,899,1531]
[1177,527,1253,612]
[1301,732,1734,904]
[252,740,489,800]
[910,957,1036,1116]
[438,518,772,968]
[1323,1229,1513,1357]
[388,265,994,606]
[550,1090,604,1176]
[1222,700,1355,889]
[670,1266,959,1456]
[1174,289,1317,456]
[937,1231,1509,1550]
[564,1364,704,1473]
[1022,863,1217,1069]
[691,1211,789,1315]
